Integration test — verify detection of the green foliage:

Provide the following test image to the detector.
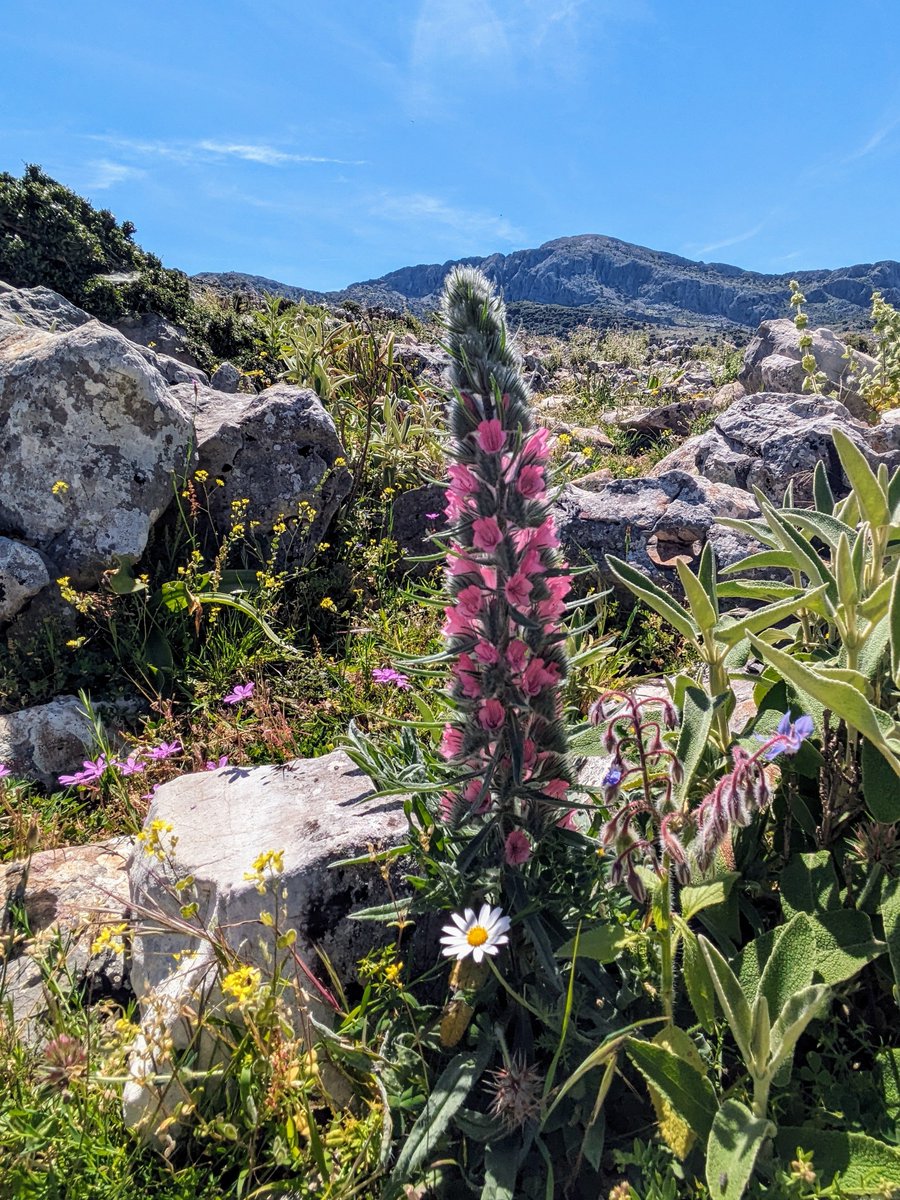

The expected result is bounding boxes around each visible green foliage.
[849,290,900,413]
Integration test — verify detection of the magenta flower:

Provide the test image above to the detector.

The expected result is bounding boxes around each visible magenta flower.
[59,755,107,787]
[425,512,439,520]
[478,698,506,731]
[205,755,229,770]
[371,667,411,690]
[476,418,506,453]
[504,829,532,866]
[440,724,465,760]
[516,465,546,499]
[0,763,11,780]
[504,573,533,608]
[473,640,500,665]
[147,741,181,761]
[116,754,145,776]
[223,682,255,705]
[472,516,503,552]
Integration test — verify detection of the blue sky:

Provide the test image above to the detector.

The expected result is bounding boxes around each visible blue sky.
[3,1,900,291]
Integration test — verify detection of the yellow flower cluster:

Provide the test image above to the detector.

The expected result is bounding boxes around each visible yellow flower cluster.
[91,922,128,956]
[51,480,69,495]
[137,819,177,862]
[320,596,337,611]
[243,848,285,894]
[221,965,262,1010]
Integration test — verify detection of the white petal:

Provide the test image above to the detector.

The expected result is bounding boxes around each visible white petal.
[472,946,484,963]
[450,911,469,932]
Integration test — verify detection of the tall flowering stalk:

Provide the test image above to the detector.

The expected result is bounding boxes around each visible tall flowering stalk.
[437,268,574,857]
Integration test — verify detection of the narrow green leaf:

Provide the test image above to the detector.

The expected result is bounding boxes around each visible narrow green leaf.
[758,499,836,601]
[605,555,699,641]
[781,507,856,550]
[881,876,900,1007]
[706,1099,774,1200]
[813,460,835,514]
[699,937,754,1067]
[555,924,632,963]
[625,1038,717,1143]
[677,558,718,634]
[890,566,900,685]
[832,426,889,528]
[716,585,829,648]
[715,580,803,601]
[718,550,799,574]
[698,541,719,617]
[835,532,859,612]
[681,925,717,1029]
[769,983,830,1073]
[675,686,720,803]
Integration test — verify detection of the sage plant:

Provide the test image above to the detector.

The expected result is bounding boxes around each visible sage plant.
[438,267,574,859]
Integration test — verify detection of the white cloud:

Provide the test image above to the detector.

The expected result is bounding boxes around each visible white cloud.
[85,134,365,168]
[373,190,525,244]
[694,223,765,258]
[844,114,900,163]
[83,159,145,189]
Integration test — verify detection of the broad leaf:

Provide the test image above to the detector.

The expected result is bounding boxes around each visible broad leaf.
[555,924,632,963]
[758,912,815,1016]
[832,426,890,529]
[681,873,739,922]
[774,1127,900,1195]
[768,983,830,1073]
[881,876,900,1008]
[625,1038,717,1144]
[681,925,717,1029]
[675,686,723,803]
[780,852,840,916]
[706,1099,774,1200]
[605,555,698,641]
[699,937,753,1067]
[862,738,900,822]
[811,909,885,986]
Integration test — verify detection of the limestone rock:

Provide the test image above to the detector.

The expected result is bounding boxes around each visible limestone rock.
[0,321,194,583]
[114,312,198,367]
[740,319,877,418]
[0,283,92,333]
[176,381,352,555]
[209,361,241,393]
[391,483,447,570]
[649,392,900,503]
[617,396,712,438]
[0,538,50,622]
[1,839,132,1035]
[0,696,97,788]
[554,470,762,590]
[124,751,408,1134]
[392,340,452,387]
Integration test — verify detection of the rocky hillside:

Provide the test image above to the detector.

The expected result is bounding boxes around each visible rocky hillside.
[196,233,900,331]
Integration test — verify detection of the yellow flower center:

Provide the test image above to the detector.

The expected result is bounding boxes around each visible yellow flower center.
[467,925,489,947]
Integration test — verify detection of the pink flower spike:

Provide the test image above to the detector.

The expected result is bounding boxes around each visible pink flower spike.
[223,682,255,705]
[456,585,484,619]
[472,516,502,552]
[476,418,505,453]
[478,698,505,731]
[504,829,532,866]
[205,756,229,770]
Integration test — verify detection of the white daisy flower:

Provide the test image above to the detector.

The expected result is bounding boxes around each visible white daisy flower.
[440,903,511,964]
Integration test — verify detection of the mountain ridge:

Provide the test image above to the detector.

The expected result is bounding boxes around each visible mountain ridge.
[194,233,900,331]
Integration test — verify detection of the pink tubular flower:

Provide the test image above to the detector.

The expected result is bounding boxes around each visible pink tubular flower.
[441,724,465,759]
[455,653,482,699]
[473,640,500,665]
[448,463,479,495]
[516,465,546,499]
[547,575,573,601]
[478,698,506,731]
[504,572,533,608]
[463,778,492,814]
[506,639,528,671]
[543,778,570,801]
[443,604,477,638]
[223,682,255,705]
[504,829,532,866]
[472,516,503,551]
[449,554,479,577]
[522,427,551,460]
[476,418,506,453]
[456,585,485,619]
[521,657,560,697]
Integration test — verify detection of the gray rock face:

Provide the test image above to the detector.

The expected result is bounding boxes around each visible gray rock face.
[209,361,241,393]
[740,319,877,418]
[391,483,446,570]
[0,538,50,622]
[0,283,93,333]
[554,470,762,590]
[649,392,900,503]
[392,340,453,387]
[124,751,408,1135]
[0,321,194,583]
[2,839,132,1035]
[616,396,712,438]
[0,696,96,787]
[114,312,198,367]
[177,381,352,554]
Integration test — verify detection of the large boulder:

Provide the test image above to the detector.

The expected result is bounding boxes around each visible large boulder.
[114,311,198,367]
[0,537,50,622]
[0,282,92,333]
[554,470,762,590]
[1,839,132,1036]
[0,321,194,583]
[124,750,409,1134]
[175,381,352,554]
[649,392,900,503]
[740,319,877,418]
[616,396,712,439]
[0,696,96,788]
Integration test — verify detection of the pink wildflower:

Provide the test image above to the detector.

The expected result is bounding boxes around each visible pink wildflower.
[463,778,492,814]
[543,778,570,801]
[472,516,503,551]
[116,754,145,776]
[516,465,546,499]
[223,682,255,705]
[522,428,551,460]
[473,640,500,665]
[443,605,477,638]
[504,829,532,866]
[447,463,479,495]
[476,419,506,453]
[0,764,11,780]
[478,698,506,731]
[441,724,465,759]
[506,640,528,671]
[147,741,181,761]
[372,667,412,690]
[205,756,230,770]
[457,585,485,619]
[504,573,533,608]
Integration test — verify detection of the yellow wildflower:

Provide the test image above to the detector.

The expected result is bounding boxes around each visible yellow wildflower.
[51,480,69,495]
